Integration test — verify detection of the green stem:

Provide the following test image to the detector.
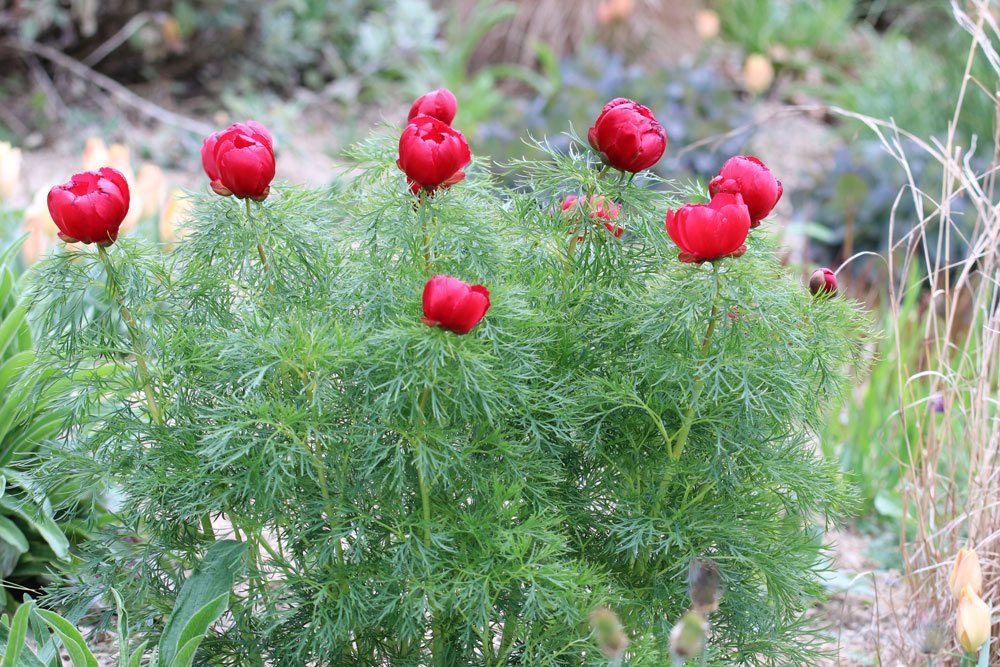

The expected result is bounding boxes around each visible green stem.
[96,246,162,424]
[670,262,723,460]
[200,514,215,539]
[415,387,433,543]
[246,199,273,292]
[101,245,215,542]
[416,191,434,273]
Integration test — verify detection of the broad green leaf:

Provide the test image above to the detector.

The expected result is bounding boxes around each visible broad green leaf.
[0,352,34,399]
[1,601,32,667]
[0,498,69,560]
[33,609,98,667]
[169,594,229,667]
[978,638,991,667]
[110,589,130,667]
[0,238,27,276]
[126,640,149,667]
[0,516,27,554]
[157,540,245,665]
[0,305,28,363]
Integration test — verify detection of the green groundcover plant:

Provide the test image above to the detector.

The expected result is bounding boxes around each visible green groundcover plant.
[26,94,868,665]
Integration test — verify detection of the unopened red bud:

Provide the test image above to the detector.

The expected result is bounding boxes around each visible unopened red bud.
[809,268,837,296]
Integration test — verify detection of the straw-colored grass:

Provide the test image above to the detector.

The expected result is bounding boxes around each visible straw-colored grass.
[834,0,999,661]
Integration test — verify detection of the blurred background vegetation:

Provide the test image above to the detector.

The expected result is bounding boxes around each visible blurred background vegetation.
[0,0,997,662]
[0,0,991,268]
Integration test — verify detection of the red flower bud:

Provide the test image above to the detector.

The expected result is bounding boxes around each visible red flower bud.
[708,155,782,227]
[587,97,667,173]
[809,268,837,296]
[46,167,130,245]
[407,88,457,125]
[397,116,471,195]
[562,195,623,238]
[201,121,275,200]
[422,275,490,335]
[665,192,751,264]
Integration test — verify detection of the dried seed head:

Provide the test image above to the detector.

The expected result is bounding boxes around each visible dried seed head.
[918,618,948,655]
[669,610,708,658]
[589,607,629,659]
[688,558,722,613]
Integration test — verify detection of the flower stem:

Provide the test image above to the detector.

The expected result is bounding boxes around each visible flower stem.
[414,385,443,660]
[416,191,433,273]
[96,245,162,425]
[670,262,723,460]
[246,199,273,292]
[415,387,433,542]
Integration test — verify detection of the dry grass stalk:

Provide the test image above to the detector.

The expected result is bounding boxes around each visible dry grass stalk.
[836,0,999,661]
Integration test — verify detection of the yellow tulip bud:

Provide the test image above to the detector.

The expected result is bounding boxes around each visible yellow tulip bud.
[136,164,168,219]
[695,10,720,41]
[21,185,60,265]
[955,585,991,654]
[0,141,22,203]
[159,188,192,247]
[81,136,109,172]
[950,548,983,598]
[743,54,774,96]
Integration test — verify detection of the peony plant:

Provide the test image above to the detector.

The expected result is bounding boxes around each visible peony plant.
[30,91,868,665]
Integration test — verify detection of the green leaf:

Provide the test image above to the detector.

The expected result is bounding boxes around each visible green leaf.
[0,352,34,399]
[157,540,245,665]
[1,601,32,667]
[0,498,69,560]
[169,595,229,667]
[126,640,149,667]
[0,516,27,555]
[977,638,991,667]
[0,305,28,363]
[110,588,130,667]
[33,609,98,667]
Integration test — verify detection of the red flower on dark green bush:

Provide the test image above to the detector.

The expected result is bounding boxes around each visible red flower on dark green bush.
[422,275,490,335]
[408,88,457,125]
[397,116,471,195]
[562,195,623,238]
[665,192,750,263]
[809,268,837,296]
[46,167,130,245]
[201,121,276,200]
[708,155,782,227]
[588,97,667,173]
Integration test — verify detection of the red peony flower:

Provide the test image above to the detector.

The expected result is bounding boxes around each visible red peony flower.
[665,192,751,263]
[201,121,275,200]
[422,275,491,335]
[407,88,458,125]
[47,167,130,245]
[562,195,623,238]
[809,268,837,296]
[588,97,667,173]
[707,155,782,227]
[397,115,471,195]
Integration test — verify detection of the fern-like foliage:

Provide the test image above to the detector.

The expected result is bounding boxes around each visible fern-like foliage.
[29,127,869,665]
